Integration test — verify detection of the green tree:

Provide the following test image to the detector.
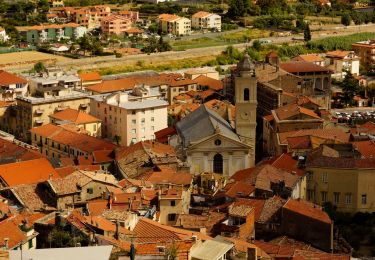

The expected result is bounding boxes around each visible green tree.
[341,13,351,26]
[304,23,311,42]
[78,34,91,55]
[33,62,46,73]
[340,71,360,106]
[113,135,121,146]
[252,40,261,51]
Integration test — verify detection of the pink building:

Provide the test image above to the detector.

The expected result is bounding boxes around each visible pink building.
[101,15,132,35]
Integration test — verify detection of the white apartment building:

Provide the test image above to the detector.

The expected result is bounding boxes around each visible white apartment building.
[192,11,221,32]
[158,14,191,36]
[325,50,360,80]
[90,85,168,146]
[0,70,28,101]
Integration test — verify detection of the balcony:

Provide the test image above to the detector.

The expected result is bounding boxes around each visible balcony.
[35,109,44,115]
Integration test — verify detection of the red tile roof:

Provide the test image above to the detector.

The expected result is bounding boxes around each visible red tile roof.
[352,140,375,158]
[78,72,102,82]
[194,75,223,91]
[154,127,176,143]
[0,70,27,86]
[50,108,101,124]
[55,165,101,177]
[280,61,331,73]
[283,199,332,224]
[139,166,192,186]
[0,138,42,163]
[0,158,59,187]
[264,153,304,176]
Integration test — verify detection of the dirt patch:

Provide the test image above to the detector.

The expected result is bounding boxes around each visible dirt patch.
[0,51,72,69]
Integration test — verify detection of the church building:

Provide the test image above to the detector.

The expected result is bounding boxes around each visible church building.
[172,53,257,177]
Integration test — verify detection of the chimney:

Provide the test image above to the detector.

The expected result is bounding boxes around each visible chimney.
[4,238,9,250]
[115,220,120,239]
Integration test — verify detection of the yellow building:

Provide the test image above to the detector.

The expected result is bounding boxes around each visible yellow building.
[306,143,375,213]
[158,187,191,226]
[30,123,115,159]
[158,14,191,36]
[49,108,101,137]
[15,92,91,142]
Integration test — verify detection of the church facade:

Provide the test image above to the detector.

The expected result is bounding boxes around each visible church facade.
[172,53,258,177]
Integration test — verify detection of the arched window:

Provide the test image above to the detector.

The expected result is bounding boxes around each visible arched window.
[213,154,223,174]
[244,88,250,101]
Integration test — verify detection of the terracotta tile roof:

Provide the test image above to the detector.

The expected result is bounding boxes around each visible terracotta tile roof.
[158,13,181,22]
[0,70,27,86]
[194,75,223,91]
[0,158,59,187]
[274,103,321,121]
[280,61,331,73]
[192,11,211,18]
[139,166,192,186]
[230,198,266,221]
[352,140,375,158]
[287,135,311,149]
[258,196,285,223]
[86,199,108,216]
[30,124,115,154]
[278,128,350,146]
[297,96,321,107]
[292,250,350,260]
[102,14,130,22]
[78,72,102,82]
[48,170,92,195]
[292,54,324,63]
[264,153,304,176]
[155,127,176,143]
[134,218,211,243]
[224,181,255,198]
[175,212,226,232]
[92,150,114,164]
[220,237,270,258]
[10,183,56,211]
[55,165,101,177]
[50,108,101,124]
[174,93,193,101]
[228,202,254,218]
[0,212,44,249]
[0,138,42,164]
[83,215,132,234]
[325,50,351,59]
[283,199,331,224]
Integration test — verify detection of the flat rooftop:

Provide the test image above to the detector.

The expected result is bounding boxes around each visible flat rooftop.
[16,91,90,104]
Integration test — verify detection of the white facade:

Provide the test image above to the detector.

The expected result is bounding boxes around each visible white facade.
[192,13,221,32]
[326,51,360,80]
[90,86,168,146]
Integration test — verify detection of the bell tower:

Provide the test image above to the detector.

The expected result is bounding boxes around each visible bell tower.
[235,53,257,167]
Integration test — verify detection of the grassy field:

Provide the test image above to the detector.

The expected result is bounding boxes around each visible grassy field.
[170,29,270,51]
[92,55,216,75]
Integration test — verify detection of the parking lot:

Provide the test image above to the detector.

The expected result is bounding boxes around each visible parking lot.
[332,108,375,124]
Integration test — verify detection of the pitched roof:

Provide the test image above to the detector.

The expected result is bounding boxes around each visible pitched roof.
[176,105,239,147]
[10,183,56,211]
[0,158,59,187]
[292,54,324,63]
[158,13,181,22]
[264,153,304,176]
[78,72,102,82]
[224,181,255,198]
[283,199,331,224]
[0,138,42,164]
[352,140,375,158]
[50,108,101,124]
[0,70,27,86]
[134,218,211,243]
[273,103,321,121]
[154,127,177,143]
[195,75,223,91]
[279,61,331,73]
[55,165,101,177]
[325,50,351,59]
[192,11,211,18]
[30,124,115,154]
[139,166,192,186]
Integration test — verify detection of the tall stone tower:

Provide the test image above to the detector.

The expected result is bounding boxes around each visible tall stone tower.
[235,53,257,167]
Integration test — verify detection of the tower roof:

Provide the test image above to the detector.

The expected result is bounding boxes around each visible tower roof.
[237,53,255,72]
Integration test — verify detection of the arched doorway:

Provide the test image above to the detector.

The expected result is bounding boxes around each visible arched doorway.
[213,153,223,174]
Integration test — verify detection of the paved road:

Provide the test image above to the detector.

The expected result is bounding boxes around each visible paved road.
[6,23,375,73]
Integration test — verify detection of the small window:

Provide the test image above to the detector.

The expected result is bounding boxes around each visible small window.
[334,192,340,204]
[345,193,352,204]
[244,88,250,101]
[170,200,176,206]
[87,188,93,194]
[362,194,367,205]
[321,191,327,203]
[131,129,136,134]
[132,119,136,124]
[168,213,176,221]
[321,173,328,183]
[28,239,33,249]
[132,110,136,115]
[214,139,221,146]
